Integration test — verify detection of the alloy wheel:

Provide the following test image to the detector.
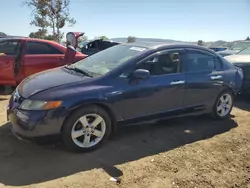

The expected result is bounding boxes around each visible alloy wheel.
[71,113,106,148]
[216,93,233,117]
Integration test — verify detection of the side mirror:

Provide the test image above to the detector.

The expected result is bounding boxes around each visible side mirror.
[65,32,85,64]
[132,69,150,80]
[64,45,77,64]
[66,32,85,49]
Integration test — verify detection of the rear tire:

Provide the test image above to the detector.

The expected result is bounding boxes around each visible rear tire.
[62,105,112,152]
[211,90,234,120]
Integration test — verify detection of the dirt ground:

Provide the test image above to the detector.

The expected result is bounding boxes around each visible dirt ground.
[0,90,249,188]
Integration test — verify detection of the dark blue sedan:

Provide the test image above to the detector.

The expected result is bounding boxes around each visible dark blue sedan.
[7,43,243,152]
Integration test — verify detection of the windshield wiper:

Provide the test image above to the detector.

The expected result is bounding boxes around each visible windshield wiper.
[64,65,93,77]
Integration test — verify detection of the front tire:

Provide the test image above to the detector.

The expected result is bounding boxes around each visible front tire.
[211,90,234,120]
[62,105,112,152]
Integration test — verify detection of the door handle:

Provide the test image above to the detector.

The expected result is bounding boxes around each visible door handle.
[211,75,222,80]
[170,80,185,85]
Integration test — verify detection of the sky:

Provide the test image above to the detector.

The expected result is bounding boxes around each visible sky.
[1,0,250,42]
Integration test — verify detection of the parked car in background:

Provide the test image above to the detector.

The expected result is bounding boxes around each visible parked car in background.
[225,45,250,94]
[0,35,27,39]
[78,39,119,55]
[217,40,250,57]
[209,47,228,52]
[0,35,86,86]
[0,32,26,39]
[7,41,243,152]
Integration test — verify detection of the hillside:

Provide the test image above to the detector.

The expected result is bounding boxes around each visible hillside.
[111,37,235,48]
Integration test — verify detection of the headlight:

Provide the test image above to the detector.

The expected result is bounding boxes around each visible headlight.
[19,100,62,110]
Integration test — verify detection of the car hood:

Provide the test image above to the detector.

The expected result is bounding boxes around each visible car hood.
[18,67,91,98]
[224,55,250,64]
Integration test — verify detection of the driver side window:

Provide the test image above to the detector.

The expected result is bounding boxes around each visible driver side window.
[0,40,20,56]
[119,51,182,78]
[137,52,181,76]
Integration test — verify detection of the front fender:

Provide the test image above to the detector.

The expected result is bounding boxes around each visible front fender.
[61,98,120,133]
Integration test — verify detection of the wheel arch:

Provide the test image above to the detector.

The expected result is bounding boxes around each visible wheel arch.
[223,86,236,98]
[210,87,234,120]
[210,87,235,111]
[61,102,118,136]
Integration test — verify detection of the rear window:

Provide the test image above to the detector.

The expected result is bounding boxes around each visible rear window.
[186,51,216,72]
[98,41,117,50]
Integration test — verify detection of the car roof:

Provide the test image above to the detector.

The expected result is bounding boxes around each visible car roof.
[0,36,27,39]
[0,37,24,41]
[0,37,59,44]
[84,38,119,43]
[0,37,66,48]
[0,37,68,53]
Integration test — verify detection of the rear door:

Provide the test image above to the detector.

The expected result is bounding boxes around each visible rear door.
[23,41,65,77]
[0,40,21,85]
[183,48,224,109]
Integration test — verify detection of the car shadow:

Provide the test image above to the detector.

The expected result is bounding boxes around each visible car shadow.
[234,95,250,111]
[0,116,237,186]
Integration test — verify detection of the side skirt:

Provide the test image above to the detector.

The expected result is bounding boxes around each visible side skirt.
[117,105,209,127]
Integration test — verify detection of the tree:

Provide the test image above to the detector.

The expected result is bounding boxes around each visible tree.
[78,36,88,43]
[246,37,250,41]
[24,0,76,42]
[0,32,7,37]
[127,36,136,43]
[99,36,109,40]
[29,29,47,38]
[197,40,203,46]
[29,30,57,41]
[44,34,57,40]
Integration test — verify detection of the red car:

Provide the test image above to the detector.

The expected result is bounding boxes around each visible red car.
[0,33,86,86]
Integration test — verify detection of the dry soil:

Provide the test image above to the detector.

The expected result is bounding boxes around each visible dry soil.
[0,91,249,188]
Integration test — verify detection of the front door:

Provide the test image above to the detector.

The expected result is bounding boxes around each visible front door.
[183,48,224,109]
[0,40,21,85]
[115,49,187,121]
[23,41,65,77]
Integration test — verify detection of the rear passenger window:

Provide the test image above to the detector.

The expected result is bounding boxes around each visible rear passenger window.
[215,57,223,70]
[186,51,216,72]
[26,42,63,55]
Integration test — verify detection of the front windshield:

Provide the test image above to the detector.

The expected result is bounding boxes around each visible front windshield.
[71,44,147,75]
[237,46,250,55]
[230,41,250,51]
